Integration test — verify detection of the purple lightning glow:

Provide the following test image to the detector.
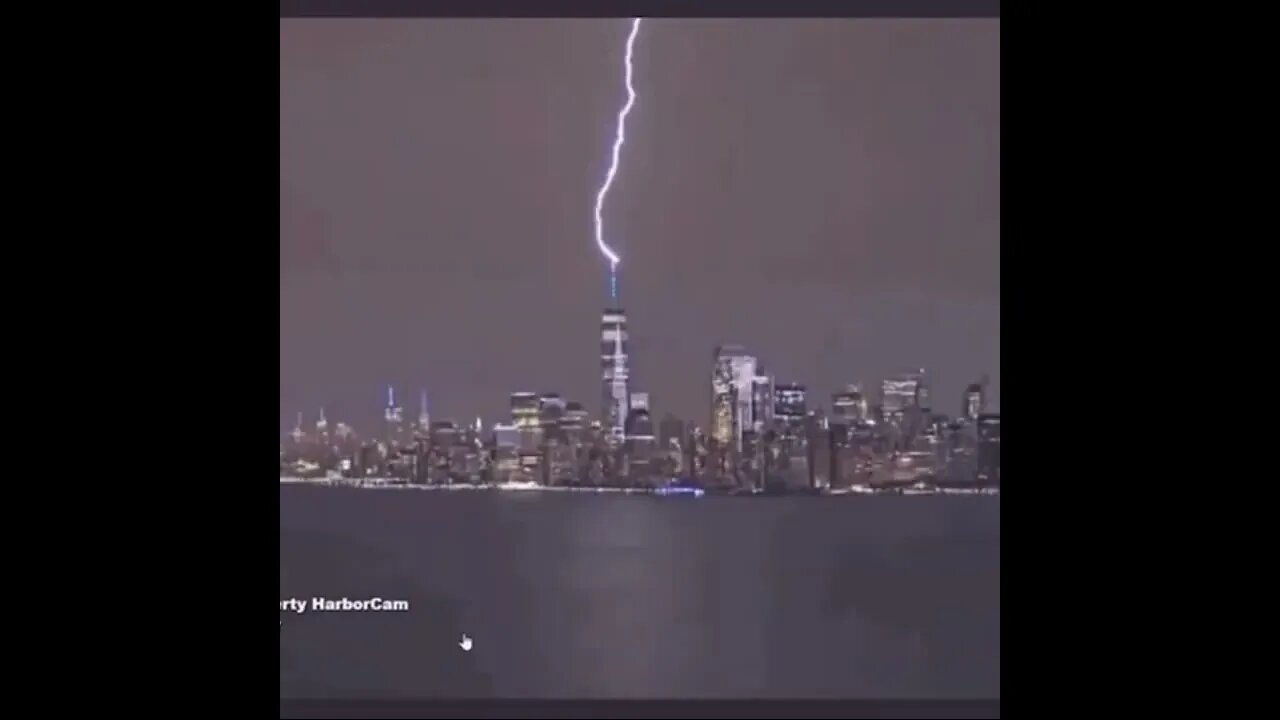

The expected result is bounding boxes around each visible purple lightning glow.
[593,18,642,301]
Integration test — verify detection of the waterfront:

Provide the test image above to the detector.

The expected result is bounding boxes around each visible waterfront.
[279,476,999,496]
[280,484,1000,699]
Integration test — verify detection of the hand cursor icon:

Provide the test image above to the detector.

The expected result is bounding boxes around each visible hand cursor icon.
[459,634,473,652]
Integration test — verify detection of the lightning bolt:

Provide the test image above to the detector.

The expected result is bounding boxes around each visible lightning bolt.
[593,18,642,302]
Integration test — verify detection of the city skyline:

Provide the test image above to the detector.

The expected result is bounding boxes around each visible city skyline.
[281,361,990,442]
[280,19,1000,431]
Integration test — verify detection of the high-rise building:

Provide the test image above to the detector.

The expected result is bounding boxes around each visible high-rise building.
[289,411,306,447]
[492,421,520,483]
[977,413,1000,485]
[881,373,921,419]
[384,385,404,447]
[710,345,758,452]
[751,372,774,434]
[535,394,569,486]
[562,401,589,474]
[510,392,541,452]
[773,383,806,426]
[427,420,458,484]
[963,382,986,422]
[805,411,829,490]
[629,392,649,412]
[624,405,657,484]
[601,308,631,445]
[832,385,868,425]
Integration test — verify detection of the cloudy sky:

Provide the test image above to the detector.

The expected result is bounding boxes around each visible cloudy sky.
[281,18,999,431]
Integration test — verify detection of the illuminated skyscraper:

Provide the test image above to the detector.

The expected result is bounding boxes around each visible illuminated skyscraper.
[601,308,631,445]
[773,384,807,429]
[510,392,541,453]
[492,421,520,483]
[881,370,926,429]
[881,374,916,417]
[751,371,774,434]
[417,389,430,435]
[538,393,571,486]
[769,383,809,487]
[384,385,404,447]
[710,345,757,452]
[624,405,656,483]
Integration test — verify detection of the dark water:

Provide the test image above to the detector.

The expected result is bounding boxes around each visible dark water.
[280,485,999,699]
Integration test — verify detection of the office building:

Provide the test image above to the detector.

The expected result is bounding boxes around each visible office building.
[624,405,657,483]
[710,345,758,453]
[881,372,922,419]
[832,384,868,425]
[963,382,986,422]
[977,413,1000,485]
[427,420,458,484]
[601,308,631,445]
[416,389,430,436]
[511,391,541,453]
[492,421,520,483]
[751,371,774,433]
[805,412,829,490]
[383,385,405,447]
[773,383,806,426]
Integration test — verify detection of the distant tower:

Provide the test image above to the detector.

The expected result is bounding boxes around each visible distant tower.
[384,385,404,445]
[316,407,328,433]
[418,389,430,431]
[601,308,630,444]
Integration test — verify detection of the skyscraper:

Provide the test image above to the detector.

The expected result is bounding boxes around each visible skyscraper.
[963,381,986,422]
[773,384,807,429]
[601,308,630,445]
[417,389,430,435]
[710,345,757,452]
[751,371,774,434]
[510,392,541,453]
[881,373,919,418]
[624,404,656,483]
[384,385,404,447]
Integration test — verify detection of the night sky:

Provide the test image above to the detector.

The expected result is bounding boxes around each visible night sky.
[280,18,1000,433]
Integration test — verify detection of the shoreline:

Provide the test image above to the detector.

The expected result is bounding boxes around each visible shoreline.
[279,477,999,497]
